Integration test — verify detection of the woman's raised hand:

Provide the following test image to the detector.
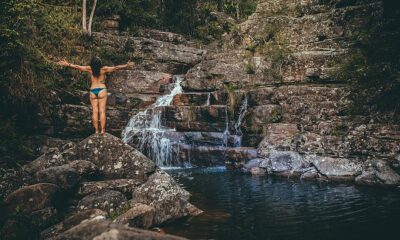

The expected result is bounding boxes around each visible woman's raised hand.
[127,60,134,68]
[58,60,69,66]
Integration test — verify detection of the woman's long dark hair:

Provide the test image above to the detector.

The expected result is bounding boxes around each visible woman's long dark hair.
[90,56,103,78]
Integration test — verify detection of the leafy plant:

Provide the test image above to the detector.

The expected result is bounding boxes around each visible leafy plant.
[246,63,255,74]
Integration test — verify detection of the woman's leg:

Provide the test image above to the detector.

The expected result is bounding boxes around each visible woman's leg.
[89,94,100,133]
[98,90,108,134]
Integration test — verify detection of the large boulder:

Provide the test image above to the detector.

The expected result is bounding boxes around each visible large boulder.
[23,148,67,175]
[34,165,80,190]
[73,133,157,183]
[77,190,129,215]
[41,209,107,240]
[4,183,59,214]
[53,220,187,240]
[1,207,59,240]
[114,203,155,229]
[79,179,142,197]
[261,151,308,177]
[132,171,203,225]
[356,160,400,186]
[67,160,99,177]
[305,156,363,181]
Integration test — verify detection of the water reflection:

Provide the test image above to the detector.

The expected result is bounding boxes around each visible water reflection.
[164,168,400,240]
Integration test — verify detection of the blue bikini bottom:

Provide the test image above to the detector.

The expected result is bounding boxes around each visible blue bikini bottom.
[90,88,106,97]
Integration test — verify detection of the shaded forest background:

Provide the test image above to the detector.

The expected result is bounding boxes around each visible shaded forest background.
[0,0,399,162]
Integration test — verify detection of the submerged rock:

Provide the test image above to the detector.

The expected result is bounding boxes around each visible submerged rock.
[53,220,187,240]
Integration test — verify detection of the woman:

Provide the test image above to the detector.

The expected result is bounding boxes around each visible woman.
[58,57,134,134]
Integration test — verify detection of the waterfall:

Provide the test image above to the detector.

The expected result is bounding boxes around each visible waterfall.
[206,93,211,106]
[122,76,183,167]
[233,94,248,147]
[234,94,248,136]
[223,107,230,148]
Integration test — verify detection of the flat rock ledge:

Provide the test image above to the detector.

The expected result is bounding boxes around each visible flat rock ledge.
[0,133,200,240]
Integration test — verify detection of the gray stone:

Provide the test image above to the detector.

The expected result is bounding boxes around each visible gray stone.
[79,179,142,196]
[4,183,59,214]
[34,165,80,190]
[114,203,155,229]
[132,171,202,225]
[74,133,156,183]
[356,160,400,186]
[306,156,363,181]
[23,148,67,175]
[40,209,107,240]
[77,190,129,215]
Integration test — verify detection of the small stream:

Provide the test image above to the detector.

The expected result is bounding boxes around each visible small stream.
[163,167,400,240]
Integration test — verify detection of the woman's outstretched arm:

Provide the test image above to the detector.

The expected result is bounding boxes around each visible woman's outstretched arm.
[58,60,91,73]
[102,61,134,73]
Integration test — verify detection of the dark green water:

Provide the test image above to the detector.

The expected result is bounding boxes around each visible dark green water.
[163,167,400,240]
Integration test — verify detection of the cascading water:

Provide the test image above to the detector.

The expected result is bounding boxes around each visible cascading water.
[206,93,211,106]
[122,76,183,167]
[233,94,248,147]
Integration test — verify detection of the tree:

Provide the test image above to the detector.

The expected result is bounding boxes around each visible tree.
[82,0,97,36]
[88,0,97,36]
[82,0,87,33]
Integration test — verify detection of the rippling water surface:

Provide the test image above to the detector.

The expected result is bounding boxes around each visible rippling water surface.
[163,167,400,240]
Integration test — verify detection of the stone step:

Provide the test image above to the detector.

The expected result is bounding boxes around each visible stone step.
[161,105,229,132]
[177,144,257,167]
[172,92,228,106]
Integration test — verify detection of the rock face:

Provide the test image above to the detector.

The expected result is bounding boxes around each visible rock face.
[1,134,200,239]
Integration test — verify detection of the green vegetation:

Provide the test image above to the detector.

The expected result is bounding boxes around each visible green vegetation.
[0,0,84,162]
[246,63,255,74]
[271,107,282,123]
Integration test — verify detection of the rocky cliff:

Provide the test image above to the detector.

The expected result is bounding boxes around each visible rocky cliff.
[29,0,400,186]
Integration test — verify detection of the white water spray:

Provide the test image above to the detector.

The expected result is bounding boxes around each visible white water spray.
[122,76,183,167]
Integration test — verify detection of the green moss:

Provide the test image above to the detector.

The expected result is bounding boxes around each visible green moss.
[271,107,282,123]
[108,203,131,220]
[246,63,255,74]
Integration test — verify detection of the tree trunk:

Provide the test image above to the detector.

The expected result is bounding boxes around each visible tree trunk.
[82,0,87,33]
[88,0,97,36]
[217,0,223,11]
[236,1,240,20]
